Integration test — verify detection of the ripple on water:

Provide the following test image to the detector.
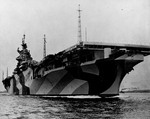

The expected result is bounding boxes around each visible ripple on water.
[0,93,150,119]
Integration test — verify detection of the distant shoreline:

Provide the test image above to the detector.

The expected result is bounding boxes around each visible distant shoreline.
[120,89,150,93]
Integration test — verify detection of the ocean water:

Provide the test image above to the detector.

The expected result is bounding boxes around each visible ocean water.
[0,93,150,119]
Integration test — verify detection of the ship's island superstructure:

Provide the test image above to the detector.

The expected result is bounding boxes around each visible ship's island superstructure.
[2,5,150,97]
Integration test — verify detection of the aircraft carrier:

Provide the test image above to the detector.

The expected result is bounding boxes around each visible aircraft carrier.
[2,5,150,97]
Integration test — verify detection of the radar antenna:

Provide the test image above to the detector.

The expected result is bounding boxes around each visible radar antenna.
[77,4,82,43]
[43,34,46,58]
[21,34,27,50]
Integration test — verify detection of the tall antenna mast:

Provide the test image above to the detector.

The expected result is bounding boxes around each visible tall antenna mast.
[77,4,82,43]
[85,27,87,42]
[43,34,46,58]
[22,34,25,45]
[6,67,8,77]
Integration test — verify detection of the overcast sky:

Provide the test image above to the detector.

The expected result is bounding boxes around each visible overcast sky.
[0,0,150,91]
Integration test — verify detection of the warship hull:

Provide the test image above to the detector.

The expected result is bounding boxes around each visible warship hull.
[3,6,150,97]
[5,54,143,97]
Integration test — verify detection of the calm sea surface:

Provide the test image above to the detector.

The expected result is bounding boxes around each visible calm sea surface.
[0,93,150,119]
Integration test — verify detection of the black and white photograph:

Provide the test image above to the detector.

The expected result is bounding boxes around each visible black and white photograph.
[0,0,150,118]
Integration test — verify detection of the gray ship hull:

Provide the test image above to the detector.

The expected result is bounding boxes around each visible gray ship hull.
[6,54,143,97]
